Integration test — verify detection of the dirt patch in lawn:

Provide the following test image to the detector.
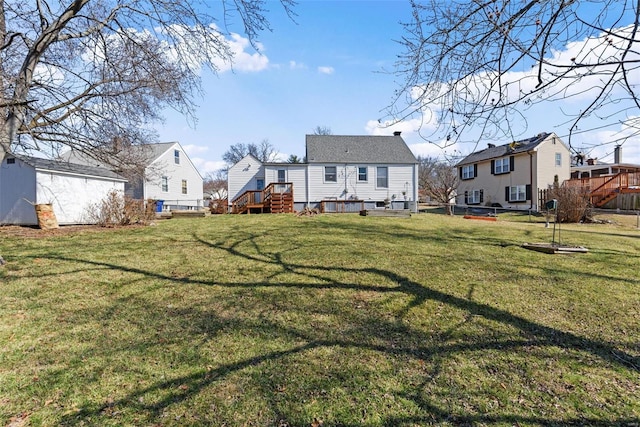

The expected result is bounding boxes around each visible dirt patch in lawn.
[0,224,146,239]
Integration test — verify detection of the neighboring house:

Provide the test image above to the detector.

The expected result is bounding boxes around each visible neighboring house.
[566,145,640,209]
[456,132,571,211]
[228,132,419,213]
[0,154,126,225]
[61,142,204,211]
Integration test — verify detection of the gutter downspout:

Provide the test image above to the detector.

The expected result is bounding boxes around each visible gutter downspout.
[528,151,534,211]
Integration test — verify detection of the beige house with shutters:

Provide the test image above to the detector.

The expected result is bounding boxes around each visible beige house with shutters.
[455,132,571,211]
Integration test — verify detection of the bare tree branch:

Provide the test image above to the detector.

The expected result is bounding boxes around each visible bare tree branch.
[393,0,640,152]
[0,0,295,164]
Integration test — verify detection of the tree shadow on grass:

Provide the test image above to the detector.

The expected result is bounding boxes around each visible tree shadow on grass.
[27,230,638,425]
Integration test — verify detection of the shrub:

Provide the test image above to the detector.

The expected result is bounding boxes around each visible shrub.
[545,184,592,223]
[209,198,228,214]
[85,190,155,226]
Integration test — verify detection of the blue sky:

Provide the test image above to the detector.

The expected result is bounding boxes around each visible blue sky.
[157,0,640,175]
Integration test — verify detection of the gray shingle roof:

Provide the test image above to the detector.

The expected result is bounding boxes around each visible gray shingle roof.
[457,133,552,166]
[14,154,127,181]
[305,134,417,164]
[59,142,179,168]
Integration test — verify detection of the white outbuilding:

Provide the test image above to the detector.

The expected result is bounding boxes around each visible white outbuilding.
[0,154,127,225]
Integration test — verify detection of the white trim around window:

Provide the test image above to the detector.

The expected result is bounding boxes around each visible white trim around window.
[357,166,368,182]
[494,157,510,174]
[509,185,526,202]
[324,166,337,182]
[468,189,481,204]
[462,164,475,180]
[376,166,388,188]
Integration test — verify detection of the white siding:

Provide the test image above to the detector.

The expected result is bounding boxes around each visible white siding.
[145,143,204,209]
[0,157,125,225]
[0,159,38,225]
[228,155,264,202]
[307,163,417,204]
[35,171,125,225]
[264,165,308,203]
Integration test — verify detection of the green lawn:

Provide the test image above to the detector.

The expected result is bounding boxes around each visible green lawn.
[1,213,639,426]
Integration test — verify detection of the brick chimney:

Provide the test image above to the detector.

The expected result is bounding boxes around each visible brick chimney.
[393,131,402,136]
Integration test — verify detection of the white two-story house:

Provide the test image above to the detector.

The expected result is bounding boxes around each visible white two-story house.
[62,141,203,211]
[228,133,419,213]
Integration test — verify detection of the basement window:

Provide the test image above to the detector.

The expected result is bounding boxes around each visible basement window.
[6,158,15,164]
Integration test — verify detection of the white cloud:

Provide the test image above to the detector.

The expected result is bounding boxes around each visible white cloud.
[190,157,227,176]
[318,66,335,75]
[289,61,307,70]
[86,24,270,75]
[212,33,269,73]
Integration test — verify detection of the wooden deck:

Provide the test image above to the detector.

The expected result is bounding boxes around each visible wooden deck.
[231,183,294,214]
[564,172,640,208]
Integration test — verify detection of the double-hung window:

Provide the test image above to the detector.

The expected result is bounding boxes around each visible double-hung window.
[181,180,188,194]
[324,166,337,182]
[174,150,180,164]
[509,185,526,202]
[555,153,562,167]
[357,166,367,182]
[467,189,482,204]
[376,166,388,188]
[277,169,286,183]
[494,157,510,174]
[461,164,475,180]
[161,176,169,192]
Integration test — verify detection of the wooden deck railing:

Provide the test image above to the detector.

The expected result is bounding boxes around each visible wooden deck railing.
[231,182,293,214]
[564,172,640,207]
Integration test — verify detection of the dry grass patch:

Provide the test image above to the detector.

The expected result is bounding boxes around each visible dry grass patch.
[1,213,638,426]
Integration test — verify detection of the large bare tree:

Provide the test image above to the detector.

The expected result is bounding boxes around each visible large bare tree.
[222,139,278,165]
[393,0,640,153]
[0,0,294,164]
[417,155,458,215]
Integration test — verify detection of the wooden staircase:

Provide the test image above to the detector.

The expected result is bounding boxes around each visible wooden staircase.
[564,172,640,207]
[231,182,294,214]
[268,192,293,213]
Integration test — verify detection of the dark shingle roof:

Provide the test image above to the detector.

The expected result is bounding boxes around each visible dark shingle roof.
[457,133,552,166]
[14,155,127,181]
[59,142,178,168]
[305,134,417,164]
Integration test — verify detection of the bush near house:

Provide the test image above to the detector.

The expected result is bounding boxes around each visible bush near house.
[544,184,592,223]
[84,190,155,226]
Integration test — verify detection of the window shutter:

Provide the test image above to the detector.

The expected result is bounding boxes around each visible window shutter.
[480,189,484,203]
[459,167,463,179]
[473,164,478,177]
[526,184,532,200]
[510,156,515,171]
[491,160,495,175]
[464,191,468,204]
[505,186,509,202]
